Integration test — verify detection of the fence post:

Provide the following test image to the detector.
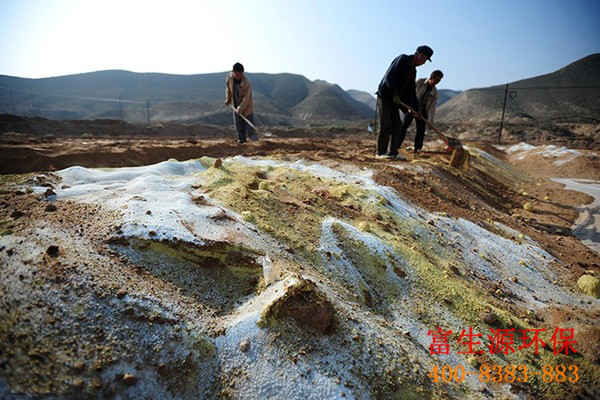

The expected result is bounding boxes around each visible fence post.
[498,83,509,144]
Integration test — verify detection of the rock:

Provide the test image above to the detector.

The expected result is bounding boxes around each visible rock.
[10,210,25,219]
[117,290,127,299]
[544,196,550,201]
[73,378,84,389]
[467,356,479,367]
[262,281,335,334]
[46,245,59,257]
[523,202,535,212]
[577,275,600,298]
[145,210,152,215]
[258,181,270,191]
[213,158,223,168]
[482,312,498,325]
[358,221,371,232]
[239,339,250,352]
[122,373,137,386]
[43,188,56,198]
[241,211,253,222]
[45,204,57,212]
[449,265,461,275]
[511,276,519,283]
[74,361,85,371]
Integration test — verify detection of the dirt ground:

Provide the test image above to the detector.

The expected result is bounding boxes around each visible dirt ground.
[1,131,599,398]
[2,133,599,279]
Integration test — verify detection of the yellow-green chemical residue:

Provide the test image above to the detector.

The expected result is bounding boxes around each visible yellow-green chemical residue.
[111,237,264,313]
[198,160,379,259]
[0,172,38,188]
[0,217,15,236]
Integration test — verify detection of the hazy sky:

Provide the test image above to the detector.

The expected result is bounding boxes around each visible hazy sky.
[1,0,598,92]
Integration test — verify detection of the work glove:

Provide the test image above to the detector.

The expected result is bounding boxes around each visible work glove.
[392,95,401,106]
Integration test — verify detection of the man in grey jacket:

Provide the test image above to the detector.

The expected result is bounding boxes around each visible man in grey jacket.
[375,45,433,159]
[398,70,444,153]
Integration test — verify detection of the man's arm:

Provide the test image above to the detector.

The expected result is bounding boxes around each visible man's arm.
[385,55,409,104]
[225,75,232,105]
[429,90,438,123]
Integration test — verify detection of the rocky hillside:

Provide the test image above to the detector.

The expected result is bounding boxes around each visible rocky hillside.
[347,89,376,111]
[437,89,461,107]
[437,54,600,123]
[0,71,373,125]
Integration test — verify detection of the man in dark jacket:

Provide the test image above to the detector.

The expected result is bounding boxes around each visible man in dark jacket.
[376,45,433,159]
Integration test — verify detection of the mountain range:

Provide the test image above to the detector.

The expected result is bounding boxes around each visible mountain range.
[0,71,377,125]
[437,53,600,123]
[1,54,597,126]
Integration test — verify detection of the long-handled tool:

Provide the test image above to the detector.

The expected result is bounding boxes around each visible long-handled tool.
[398,100,470,171]
[229,105,274,137]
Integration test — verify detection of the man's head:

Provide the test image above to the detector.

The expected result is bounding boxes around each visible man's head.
[414,45,434,66]
[428,70,443,86]
[232,62,244,80]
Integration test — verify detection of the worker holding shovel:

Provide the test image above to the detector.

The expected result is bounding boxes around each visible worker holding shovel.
[375,45,433,160]
[225,62,258,144]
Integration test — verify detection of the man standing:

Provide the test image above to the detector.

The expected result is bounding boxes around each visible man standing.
[225,62,257,144]
[398,70,444,153]
[376,45,433,159]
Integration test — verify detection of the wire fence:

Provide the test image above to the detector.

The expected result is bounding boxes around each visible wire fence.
[1,82,599,133]
[457,85,599,142]
[0,83,226,124]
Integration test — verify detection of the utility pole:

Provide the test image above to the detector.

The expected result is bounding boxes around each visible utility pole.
[146,100,151,125]
[498,84,509,144]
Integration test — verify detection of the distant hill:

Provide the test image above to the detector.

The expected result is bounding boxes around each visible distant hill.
[347,89,376,111]
[347,88,460,111]
[0,70,373,125]
[437,89,461,107]
[437,54,600,123]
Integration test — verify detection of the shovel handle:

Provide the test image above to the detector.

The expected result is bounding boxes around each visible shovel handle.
[229,105,258,131]
[397,100,449,146]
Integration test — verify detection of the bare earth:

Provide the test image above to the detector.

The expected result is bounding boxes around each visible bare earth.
[1,132,599,399]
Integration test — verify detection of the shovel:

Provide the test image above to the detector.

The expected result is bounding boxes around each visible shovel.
[229,105,274,138]
[398,100,470,171]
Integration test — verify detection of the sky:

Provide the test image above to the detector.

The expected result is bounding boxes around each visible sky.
[0,0,598,92]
